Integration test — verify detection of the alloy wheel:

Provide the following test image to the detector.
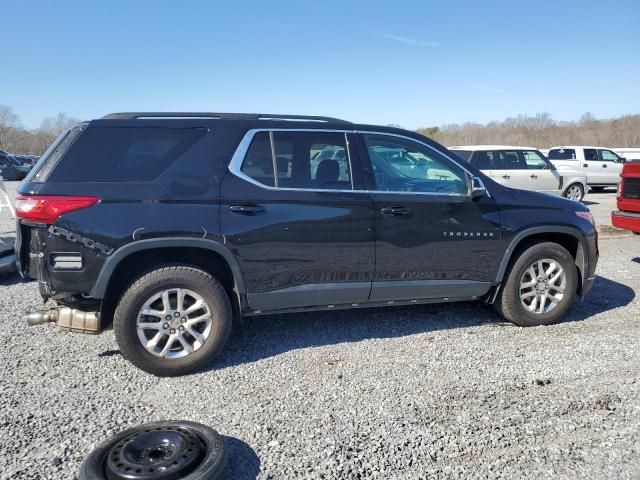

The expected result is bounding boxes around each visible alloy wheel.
[519,258,566,314]
[565,185,583,201]
[136,288,213,358]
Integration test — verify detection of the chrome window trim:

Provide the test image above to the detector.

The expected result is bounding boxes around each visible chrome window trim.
[228,128,488,198]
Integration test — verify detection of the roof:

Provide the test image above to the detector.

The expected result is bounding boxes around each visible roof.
[102,112,352,123]
[448,145,539,151]
[548,145,613,150]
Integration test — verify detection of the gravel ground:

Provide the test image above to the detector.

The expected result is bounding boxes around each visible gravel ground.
[1,183,639,479]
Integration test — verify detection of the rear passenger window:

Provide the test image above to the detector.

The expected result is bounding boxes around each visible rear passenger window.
[495,151,527,170]
[47,127,206,182]
[240,132,275,186]
[584,149,598,161]
[548,148,576,160]
[471,151,496,170]
[273,132,351,190]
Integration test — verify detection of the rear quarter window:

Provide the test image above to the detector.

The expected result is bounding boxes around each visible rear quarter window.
[47,126,206,182]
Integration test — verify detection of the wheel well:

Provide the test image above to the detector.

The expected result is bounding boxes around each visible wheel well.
[100,247,239,326]
[503,232,584,294]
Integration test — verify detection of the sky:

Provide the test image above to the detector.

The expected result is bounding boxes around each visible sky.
[2,0,639,130]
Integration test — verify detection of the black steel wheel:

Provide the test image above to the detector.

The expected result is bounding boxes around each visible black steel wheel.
[80,421,226,480]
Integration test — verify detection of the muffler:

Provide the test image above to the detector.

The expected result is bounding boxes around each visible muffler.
[24,307,101,334]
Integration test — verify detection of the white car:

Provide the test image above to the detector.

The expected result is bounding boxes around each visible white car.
[449,145,588,201]
[547,146,625,192]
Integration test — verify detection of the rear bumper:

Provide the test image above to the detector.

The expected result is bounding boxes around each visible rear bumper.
[612,210,640,233]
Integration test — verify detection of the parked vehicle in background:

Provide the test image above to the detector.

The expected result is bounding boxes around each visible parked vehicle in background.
[612,161,640,234]
[450,145,587,201]
[613,148,640,161]
[0,153,20,180]
[6,155,31,180]
[14,155,37,166]
[17,112,598,376]
[548,146,625,192]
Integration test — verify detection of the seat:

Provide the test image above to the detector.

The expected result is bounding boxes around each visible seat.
[315,159,340,187]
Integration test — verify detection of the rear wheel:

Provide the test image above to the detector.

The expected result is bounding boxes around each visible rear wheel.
[496,242,578,326]
[113,265,232,376]
[563,183,584,201]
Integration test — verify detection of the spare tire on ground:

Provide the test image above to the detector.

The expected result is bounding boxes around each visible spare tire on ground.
[79,420,227,480]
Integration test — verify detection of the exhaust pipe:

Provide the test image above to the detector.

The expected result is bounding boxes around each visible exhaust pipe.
[24,307,101,334]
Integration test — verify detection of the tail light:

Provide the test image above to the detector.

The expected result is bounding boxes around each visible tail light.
[15,195,99,224]
[617,179,623,199]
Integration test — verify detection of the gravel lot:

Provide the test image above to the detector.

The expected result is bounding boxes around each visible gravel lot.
[1,182,639,479]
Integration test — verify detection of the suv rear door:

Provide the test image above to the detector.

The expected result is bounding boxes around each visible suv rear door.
[492,150,530,190]
[358,133,502,302]
[221,129,374,311]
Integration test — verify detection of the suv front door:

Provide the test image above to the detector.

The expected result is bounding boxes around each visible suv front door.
[522,149,561,194]
[358,133,503,302]
[221,129,374,311]
[597,149,624,184]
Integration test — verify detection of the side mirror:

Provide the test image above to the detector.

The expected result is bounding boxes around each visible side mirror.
[469,175,487,198]
[619,157,627,163]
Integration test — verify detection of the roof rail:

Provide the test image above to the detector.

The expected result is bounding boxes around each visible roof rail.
[101,112,351,123]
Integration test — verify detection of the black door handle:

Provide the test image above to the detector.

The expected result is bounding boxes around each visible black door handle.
[583,164,588,167]
[229,204,265,215]
[381,206,412,217]
[502,175,510,179]
[602,164,607,168]
[530,174,538,179]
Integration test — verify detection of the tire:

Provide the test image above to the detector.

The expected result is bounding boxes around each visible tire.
[113,265,232,376]
[79,420,227,480]
[495,242,578,327]
[563,183,584,201]
[590,186,605,193]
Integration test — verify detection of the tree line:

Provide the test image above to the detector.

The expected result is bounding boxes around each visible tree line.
[1,105,638,156]
[0,105,80,155]
[417,112,640,148]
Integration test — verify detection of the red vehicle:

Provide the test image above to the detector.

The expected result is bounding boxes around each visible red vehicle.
[612,161,640,234]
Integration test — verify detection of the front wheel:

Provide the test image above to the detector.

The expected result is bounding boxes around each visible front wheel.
[496,242,578,326]
[113,265,232,376]
[563,183,584,201]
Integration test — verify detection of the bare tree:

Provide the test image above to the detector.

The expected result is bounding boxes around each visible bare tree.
[0,105,22,152]
[39,113,81,136]
[419,113,640,148]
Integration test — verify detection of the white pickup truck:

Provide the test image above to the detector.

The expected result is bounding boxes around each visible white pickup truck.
[548,146,626,192]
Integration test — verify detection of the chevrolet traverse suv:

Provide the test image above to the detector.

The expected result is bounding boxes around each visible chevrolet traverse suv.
[16,113,599,376]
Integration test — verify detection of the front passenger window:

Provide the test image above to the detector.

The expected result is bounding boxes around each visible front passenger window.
[522,150,550,169]
[363,134,467,195]
[599,149,619,162]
